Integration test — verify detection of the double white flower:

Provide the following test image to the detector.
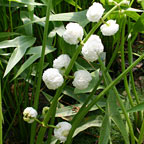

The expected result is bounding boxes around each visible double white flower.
[23,107,37,123]
[100,20,119,36]
[53,54,71,74]
[63,22,84,45]
[86,2,105,22]
[54,122,72,142]
[72,70,92,90]
[82,35,104,62]
[42,68,64,90]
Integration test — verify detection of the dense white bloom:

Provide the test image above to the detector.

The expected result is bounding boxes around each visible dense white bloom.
[100,20,119,36]
[81,35,104,62]
[53,54,71,74]
[63,22,84,45]
[23,107,37,123]
[54,122,72,142]
[86,2,105,22]
[72,70,92,90]
[42,68,64,90]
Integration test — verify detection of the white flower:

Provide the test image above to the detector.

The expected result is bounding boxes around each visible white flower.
[42,68,64,90]
[63,22,84,45]
[53,54,71,74]
[100,20,119,36]
[72,70,92,90]
[23,107,37,123]
[86,2,105,22]
[81,35,104,62]
[54,122,72,142]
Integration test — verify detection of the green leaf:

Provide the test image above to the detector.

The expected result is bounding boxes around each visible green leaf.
[133,12,144,33]
[0,36,36,77]
[13,46,56,79]
[18,10,89,29]
[127,102,144,113]
[0,32,19,39]
[8,0,44,6]
[56,102,105,118]
[64,0,82,10]
[20,11,32,35]
[107,91,130,144]
[74,115,102,137]
[99,114,110,144]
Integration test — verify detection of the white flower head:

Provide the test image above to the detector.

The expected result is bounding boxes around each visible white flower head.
[72,70,92,90]
[53,54,71,74]
[42,68,64,90]
[54,122,72,142]
[23,107,37,123]
[100,20,119,36]
[81,35,104,62]
[86,2,105,22]
[63,22,84,45]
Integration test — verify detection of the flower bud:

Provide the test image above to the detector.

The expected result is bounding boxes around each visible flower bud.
[23,107,37,123]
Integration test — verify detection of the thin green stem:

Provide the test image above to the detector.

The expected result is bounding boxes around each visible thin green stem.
[120,16,134,107]
[9,1,13,33]
[98,58,135,144]
[65,53,144,144]
[138,119,144,144]
[0,80,3,144]
[36,1,128,143]
[30,0,52,143]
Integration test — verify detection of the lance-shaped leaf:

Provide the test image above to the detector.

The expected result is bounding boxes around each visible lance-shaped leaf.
[0,36,36,77]
[13,45,56,80]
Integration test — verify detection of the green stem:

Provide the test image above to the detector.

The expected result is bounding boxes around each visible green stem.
[120,16,134,107]
[98,58,135,144]
[36,1,128,143]
[9,1,13,33]
[30,0,52,143]
[138,119,144,144]
[0,80,3,144]
[65,53,144,144]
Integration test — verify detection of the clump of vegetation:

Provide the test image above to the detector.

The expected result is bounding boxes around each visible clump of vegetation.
[0,0,144,144]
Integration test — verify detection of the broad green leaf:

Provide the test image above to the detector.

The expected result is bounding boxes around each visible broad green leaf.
[13,46,56,79]
[56,102,105,118]
[18,10,89,28]
[63,86,89,103]
[107,91,130,144]
[74,115,102,137]
[133,12,144,33]
[8,0,44,6]
[20,11,32,35]
[99,114,110,144]
[0,36,36,77]
[127,102,144,113]
[0,32,19,39]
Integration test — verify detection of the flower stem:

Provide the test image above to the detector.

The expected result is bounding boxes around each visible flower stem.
[65,53,144,144]
[0,79,3,144]
[30,0,52,143]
